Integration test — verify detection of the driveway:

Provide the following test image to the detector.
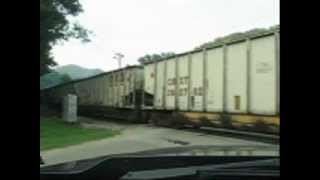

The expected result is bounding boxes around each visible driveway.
[41,117,274,165]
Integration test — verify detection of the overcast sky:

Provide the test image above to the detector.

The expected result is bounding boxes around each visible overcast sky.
[52,0,279,71]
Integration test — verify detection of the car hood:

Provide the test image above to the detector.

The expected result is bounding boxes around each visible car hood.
[40,145,279,171]
[125,144,279,156]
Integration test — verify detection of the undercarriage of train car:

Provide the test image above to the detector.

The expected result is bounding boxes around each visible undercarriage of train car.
[143,110,279,135]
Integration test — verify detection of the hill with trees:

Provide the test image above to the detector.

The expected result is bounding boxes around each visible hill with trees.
[40,64,103,89]
[138,52,175,64]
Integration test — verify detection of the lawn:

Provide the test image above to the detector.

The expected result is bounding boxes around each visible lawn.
[40,117,120,151]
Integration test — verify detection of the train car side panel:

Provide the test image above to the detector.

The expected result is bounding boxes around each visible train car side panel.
[206,47,224,112]
[226,42,248,113]
[106,75,112,106]
[74,80,90,105]
[250,36,277,115]
[190,52,204,111]
[155,61,165,109]
[165,58,176,109]
[115,72,121,107]
[101,75,109,106]
[143,64,155,107]
[177,55,189,110]
[96,76,105,105]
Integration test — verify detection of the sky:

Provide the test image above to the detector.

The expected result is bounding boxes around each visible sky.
[52,0,279,71]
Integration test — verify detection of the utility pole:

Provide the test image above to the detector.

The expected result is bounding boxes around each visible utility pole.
[113,53,124,68]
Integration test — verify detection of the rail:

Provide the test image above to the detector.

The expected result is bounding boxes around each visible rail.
[184,126,279,145]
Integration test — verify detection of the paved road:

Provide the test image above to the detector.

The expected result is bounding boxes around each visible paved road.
[41,117,275,165]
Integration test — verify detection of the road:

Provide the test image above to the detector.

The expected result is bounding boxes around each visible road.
[41,117,276,165]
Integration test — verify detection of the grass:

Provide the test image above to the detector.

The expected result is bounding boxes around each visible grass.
[40,117,120,151]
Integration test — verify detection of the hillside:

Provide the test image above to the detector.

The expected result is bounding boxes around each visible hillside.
[40,65,104,89]
[54,64,104,80]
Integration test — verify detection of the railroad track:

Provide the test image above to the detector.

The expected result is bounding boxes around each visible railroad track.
[183,126,279,145]
[79,113,279,144]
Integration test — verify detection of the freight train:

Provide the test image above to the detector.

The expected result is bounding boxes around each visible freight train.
[41,65,144,121]
[41,27,279,134]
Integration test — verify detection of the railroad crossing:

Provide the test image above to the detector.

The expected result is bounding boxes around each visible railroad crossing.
[41,117,278,166]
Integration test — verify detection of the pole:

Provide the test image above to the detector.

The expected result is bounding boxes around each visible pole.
[113,53,124,69]
[118,59,121,69]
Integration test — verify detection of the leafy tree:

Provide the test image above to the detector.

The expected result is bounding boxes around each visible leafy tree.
[138,52,175,64]
[195,25,279,50]
[40,0,91,76]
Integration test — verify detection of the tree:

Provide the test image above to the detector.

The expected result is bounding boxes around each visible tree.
[138,52,175,64]
[40,0,91,76]
[194,25,279,50]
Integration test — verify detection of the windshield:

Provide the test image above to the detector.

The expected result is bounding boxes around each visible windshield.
[40,0,279,170]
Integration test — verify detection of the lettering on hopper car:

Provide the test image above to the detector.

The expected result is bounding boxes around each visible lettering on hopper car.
[167,78,177,85]
[256,62,272,73]
[193,87,203,96]
[179,88,188,96]
[166,76,203,97]
[167,89,175,96]
[167,76,189,86]
[166,87,203,96]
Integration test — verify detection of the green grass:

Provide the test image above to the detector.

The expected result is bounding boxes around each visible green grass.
[40,117,120,151]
